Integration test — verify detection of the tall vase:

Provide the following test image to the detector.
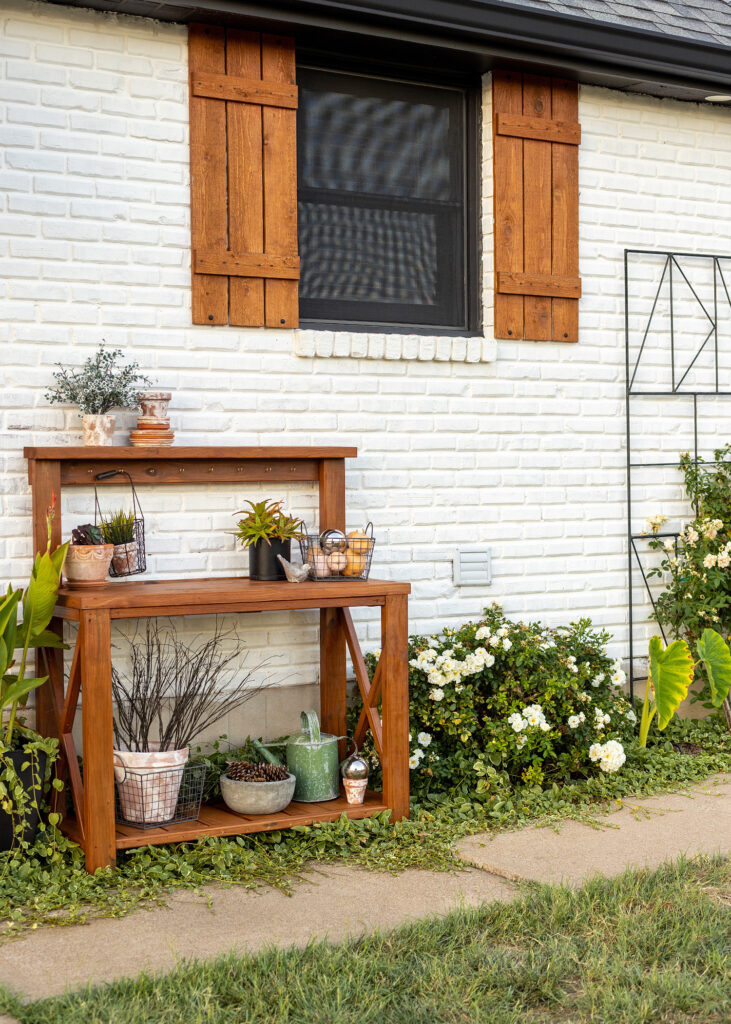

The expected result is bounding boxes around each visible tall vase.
[81,414,115,446]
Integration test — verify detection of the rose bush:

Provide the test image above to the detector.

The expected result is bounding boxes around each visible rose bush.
[352,604,636,800]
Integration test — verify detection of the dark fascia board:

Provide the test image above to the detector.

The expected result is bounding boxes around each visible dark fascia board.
[49,0,731,98]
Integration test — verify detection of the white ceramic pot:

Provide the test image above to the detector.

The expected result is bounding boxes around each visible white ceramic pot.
[220,773,296,815]
[112,540,138,575]
[81,413,116,446]
[113,746,188,825]
[64,544,114,585]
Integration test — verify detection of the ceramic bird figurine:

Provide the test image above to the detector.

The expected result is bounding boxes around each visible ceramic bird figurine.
[277,554,311,583]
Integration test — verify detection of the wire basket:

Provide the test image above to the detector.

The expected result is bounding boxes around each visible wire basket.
[114,762,206,830]
[94,469,147,577]
[299,523,375,581]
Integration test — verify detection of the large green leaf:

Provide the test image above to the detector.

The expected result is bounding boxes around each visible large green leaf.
[0,588,21,637]
[648,635,695,730]
[0,675,48,712]
[26,629,68,651]
[696,628,731,708]
[20,546,64,643]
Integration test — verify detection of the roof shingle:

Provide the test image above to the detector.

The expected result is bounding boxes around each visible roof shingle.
[502,0,731,47]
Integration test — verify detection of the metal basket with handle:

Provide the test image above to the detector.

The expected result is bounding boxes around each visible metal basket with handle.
[299,523,374,581]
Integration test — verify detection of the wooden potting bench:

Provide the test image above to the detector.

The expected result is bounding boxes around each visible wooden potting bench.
[24,446,410,873]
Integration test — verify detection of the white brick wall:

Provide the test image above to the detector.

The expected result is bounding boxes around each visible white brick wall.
[2,0,731,727]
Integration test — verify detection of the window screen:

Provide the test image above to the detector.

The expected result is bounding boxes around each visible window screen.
[297,68,471,332]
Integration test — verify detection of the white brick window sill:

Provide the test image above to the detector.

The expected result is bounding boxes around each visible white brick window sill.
[294,331,497,363]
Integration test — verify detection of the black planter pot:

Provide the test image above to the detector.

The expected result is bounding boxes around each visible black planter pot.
[248,538,291,581]
[0,747,48,852]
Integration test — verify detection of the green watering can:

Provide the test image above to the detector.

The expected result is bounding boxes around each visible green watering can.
[286,710,341,802]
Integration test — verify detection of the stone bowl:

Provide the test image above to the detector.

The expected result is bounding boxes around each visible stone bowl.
[220,772,296,815]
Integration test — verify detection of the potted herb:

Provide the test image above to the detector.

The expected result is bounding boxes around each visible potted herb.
[112,621,269,824]
[1,502,68,852]
[46,343,150,446]
[233,500,304,582]
[64,524,114,587]
[101,510,138,575]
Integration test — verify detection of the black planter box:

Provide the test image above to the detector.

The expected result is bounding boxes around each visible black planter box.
[248,538,291,581]
[0,747,48,852]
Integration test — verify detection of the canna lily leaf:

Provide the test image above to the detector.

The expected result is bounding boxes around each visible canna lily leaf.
[648,635,695,730]
[25,629,68,651]
[0,675,48,712]
[696,628,731,708]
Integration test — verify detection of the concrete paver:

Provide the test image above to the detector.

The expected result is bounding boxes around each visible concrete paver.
[456,774,730,885]
[0,863,513,1003]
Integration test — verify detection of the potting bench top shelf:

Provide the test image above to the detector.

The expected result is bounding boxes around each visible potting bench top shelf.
[53,577,410,618]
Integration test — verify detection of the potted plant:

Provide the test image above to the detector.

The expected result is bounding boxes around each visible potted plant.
[233,500,304,582]
[46,343,151,446]
[219,759,296,815]
[1,502,68,852]
[64,524,114,587]
[101,510,138,575]
[112,620,269,825]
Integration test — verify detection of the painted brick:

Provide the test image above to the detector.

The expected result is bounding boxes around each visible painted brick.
[1,0,730,705]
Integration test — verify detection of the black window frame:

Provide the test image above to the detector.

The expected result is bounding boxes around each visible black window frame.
[296,63,481,337]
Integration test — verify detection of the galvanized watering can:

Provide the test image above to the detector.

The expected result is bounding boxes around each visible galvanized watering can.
[286,710,340,802]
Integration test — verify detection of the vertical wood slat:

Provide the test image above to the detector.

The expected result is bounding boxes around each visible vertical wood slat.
[493,70,524,340]
[226,30,265,327]
[522,74,552,342]
[262,35,299,328]
[189,24,228,325]
[551,78,580,342]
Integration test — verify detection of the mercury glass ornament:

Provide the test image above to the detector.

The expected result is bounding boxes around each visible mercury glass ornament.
[319,528,347,553]
[341,750,369,780]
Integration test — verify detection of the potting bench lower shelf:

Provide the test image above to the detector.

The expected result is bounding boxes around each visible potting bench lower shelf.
[43,576,410,871]
[63,791,388,851]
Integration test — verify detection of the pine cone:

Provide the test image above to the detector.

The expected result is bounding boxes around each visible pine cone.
[225,760,289,783]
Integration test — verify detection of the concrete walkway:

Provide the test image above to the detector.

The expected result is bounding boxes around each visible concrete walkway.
[457,773,730,885]
[0,773,727,1010]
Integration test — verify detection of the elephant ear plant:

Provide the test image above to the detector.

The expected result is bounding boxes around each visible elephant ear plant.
[1,498,69,852]
[639,629,731,746]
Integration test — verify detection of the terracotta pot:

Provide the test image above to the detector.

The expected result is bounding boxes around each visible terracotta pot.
[112,540,138,575]
[138,391,172,425]
[343,778,368,805]
[81,414,115,446]
[64,544,114,585]
[113,746,188,825]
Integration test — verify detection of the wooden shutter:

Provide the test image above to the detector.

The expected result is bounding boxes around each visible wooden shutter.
[492,71,580,342]
[188,25,299,328]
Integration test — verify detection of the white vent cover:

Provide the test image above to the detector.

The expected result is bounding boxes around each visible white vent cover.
[453,547,492,587]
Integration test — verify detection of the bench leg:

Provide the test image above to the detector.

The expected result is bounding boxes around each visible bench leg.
[81,610,116,872]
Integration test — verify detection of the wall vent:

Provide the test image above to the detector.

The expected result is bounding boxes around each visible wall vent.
[453,547,492,587]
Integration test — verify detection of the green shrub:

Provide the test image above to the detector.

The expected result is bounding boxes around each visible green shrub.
[353,604,637,799]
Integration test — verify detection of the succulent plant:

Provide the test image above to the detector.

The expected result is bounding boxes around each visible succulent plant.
[233,499,304,548]
[71,523,105,546]
[101,509,135,546]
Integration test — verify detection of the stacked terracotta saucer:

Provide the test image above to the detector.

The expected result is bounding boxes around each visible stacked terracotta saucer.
[129,391,174,447]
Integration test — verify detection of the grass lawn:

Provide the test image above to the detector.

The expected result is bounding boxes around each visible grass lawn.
[2,857,728,1024]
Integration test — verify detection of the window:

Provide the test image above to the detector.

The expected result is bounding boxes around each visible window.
[297,68,476,334]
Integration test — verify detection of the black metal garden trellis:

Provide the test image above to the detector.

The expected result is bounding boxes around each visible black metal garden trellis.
[625,248,731,699]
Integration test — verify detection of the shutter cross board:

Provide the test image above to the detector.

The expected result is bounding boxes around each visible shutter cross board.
[188,25,299,328]
[493,71,580,342]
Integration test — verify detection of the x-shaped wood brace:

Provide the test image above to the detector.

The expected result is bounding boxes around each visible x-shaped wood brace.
[338,608,383,758]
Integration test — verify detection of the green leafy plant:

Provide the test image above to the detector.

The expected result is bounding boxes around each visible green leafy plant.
[640,629,731,746]
[0,501,68,853]
[1,500,69,747]
[233,500,304,548]
[101,510,135,546]
[46,343,150,416]
[646,445,731,727]
[71,524,104,546]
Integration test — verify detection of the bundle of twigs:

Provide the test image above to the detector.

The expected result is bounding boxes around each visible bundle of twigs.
[112,619,269,752]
